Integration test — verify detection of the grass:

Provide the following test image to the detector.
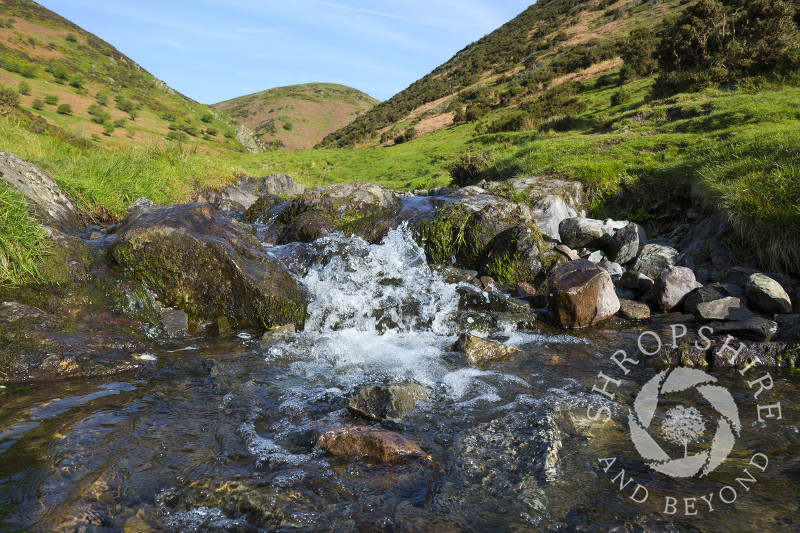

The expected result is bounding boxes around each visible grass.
[0,182,47,284]
[0,119,237,217]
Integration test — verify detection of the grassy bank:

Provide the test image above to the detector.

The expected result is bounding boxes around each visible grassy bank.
[2,71,799,282]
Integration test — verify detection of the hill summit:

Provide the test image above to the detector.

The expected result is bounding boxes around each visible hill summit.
[214,83,378,150]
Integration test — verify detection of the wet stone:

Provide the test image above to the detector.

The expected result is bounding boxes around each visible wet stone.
[447,332,521,366]
[347,383,429,422]
[707,316,779,342]
[318,426,427,465]
[618,299,651,321]
[746,273,793,315]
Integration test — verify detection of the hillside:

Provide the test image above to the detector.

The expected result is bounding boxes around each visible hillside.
[214,83,378,150]
[0,0,244,152]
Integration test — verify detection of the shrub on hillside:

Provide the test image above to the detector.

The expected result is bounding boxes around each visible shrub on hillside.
[44,95,58,105]
[610,88,631,106]
[57,103,72,115]
[200,113,213,123]
[0,84,20,113]
[656,0,800,94]
[68,73,86,89]
[96,91,109,106]
[65,33,78,43]
[31,98,44,110]
[166,130,188,142]
[447,152,489,186]
[17,81,30,95]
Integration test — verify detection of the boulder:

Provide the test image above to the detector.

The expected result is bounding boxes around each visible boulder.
[774,315,800,342]
[693,297,753,322]
[654,266,702,311]
[0,151,83,233]
[317,426,427,465]
[548,259,620,328]
[480,176,585,215]
[447,332,521,366]
[558,218,625,249]
[631,243,679,280]
[618,299,651,321]
[347,384,428,422]
[481,223,544,284]
[242,173,306,197]
[37,226,92,284]
[278,183,398,242]
[211,185,259,211]
[746,273,792,315]
[277,210,333,244]
[607,222,647,265]
[110,203,306,330]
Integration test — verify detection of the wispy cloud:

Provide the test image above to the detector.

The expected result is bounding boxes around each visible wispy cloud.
[161,39,184,49]
[312,1,416,22]
[233,27,284,34]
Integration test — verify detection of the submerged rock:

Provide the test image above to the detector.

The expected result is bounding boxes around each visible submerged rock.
[347,383,429,422]
[447,332,521,366]
[318,426,427,465]
[548,260,619,329]
[618,299,651,321]
[110,203,306,330]
[277,210,333,244]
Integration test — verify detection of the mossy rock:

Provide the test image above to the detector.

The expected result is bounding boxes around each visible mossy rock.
[35,226,92,284]
[110,203,306,330]
[242,193,283,223]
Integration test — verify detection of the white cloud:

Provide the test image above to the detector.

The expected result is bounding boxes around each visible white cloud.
[161,39,184,49]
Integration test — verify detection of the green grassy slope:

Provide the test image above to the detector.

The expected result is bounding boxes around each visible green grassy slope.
[214,83,378,150]
[0,0,242,151]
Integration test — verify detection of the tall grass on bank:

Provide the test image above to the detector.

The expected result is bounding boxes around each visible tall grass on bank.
[0,120,237,217]
[0,183,47,285]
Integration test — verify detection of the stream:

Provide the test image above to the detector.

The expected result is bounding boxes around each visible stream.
[0,224,798,532]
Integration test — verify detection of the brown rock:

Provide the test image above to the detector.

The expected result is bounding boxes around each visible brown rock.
[618,299,651,320]
[447,332,520,366]
[548,259,620,328]
[318,426,426,465]
[654,266,702,311]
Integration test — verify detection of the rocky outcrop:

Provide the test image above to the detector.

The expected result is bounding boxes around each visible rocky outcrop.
[110,203,306,330]
[447,332,521,366]
[480,176,585,215]
[234,124,267,154]
[0,151,83,233]
[548,259,620,328]
[347,384,428,422]
[317,426,427,465]
[242,173,307,197]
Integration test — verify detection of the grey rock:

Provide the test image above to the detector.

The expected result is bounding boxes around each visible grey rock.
[481,176,585,215]
[548,259,620,329]
[620,271,654,292]
[707,317,779,342]
[774,314,800,342]
[234,124,267,153]
[586,250,605,263]
[213,185,259,211]
[598,260,623,281]
[0,151,83,233]
[277,210,333,244]
[558,217,625,249]
[722,266,758,288]
[128,197,154,212]
[160,308,189,337]
[607,222,647,264]
[693,297,753,322]
[441,267,478,284]
[676,216,733,283]
[554,244,580,261]
[447,332,521,366]
[618,299,651,320]
[347,383,429,422]
[457,284,531,314]
[631,243,679,279]
[746,273,792,315]
[531,194,576,241]
[654,266,702,312]
[243,173,307,198]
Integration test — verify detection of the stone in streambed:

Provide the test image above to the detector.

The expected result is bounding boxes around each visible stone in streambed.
[631,243,678,280]
[347,384,429,422]
[607,222,647,265]
[548,259,619,329]
[746,273,792,315]
[618,299,651,321]
[654,266,702,312]
[318,426,427,465]
[110,203,306,330]
[447,332,521,366]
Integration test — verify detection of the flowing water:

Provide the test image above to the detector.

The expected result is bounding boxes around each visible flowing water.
[1,226,798,532]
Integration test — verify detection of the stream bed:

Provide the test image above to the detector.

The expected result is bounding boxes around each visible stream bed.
[1,227,798,532]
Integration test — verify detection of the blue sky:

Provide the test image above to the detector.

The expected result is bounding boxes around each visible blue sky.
[37,1,533,104]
